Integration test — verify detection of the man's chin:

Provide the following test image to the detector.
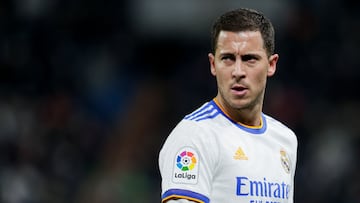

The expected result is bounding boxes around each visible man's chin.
[229,101,248,111]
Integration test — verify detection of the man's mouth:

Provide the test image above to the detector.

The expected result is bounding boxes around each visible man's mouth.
[231,85,248,96]
[232,86,246,91]
[231,84,248,91]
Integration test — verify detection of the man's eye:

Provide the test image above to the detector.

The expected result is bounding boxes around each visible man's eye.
[242,55,258,62]
[221,55,235,61]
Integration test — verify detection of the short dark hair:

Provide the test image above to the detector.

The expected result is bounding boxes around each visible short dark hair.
[211,8,275,57]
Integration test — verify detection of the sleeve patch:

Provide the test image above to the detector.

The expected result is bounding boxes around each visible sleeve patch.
[172,147,199,184]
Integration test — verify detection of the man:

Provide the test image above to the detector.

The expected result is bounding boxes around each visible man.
[159,8,298,203]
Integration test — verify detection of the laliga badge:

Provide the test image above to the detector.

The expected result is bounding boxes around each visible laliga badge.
[172,147,199,184]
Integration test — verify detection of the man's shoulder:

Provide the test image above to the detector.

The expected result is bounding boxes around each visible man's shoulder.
[183,100,221,123]
[264,114,296,135]
[166,101,223,141]
[263,114,298,147]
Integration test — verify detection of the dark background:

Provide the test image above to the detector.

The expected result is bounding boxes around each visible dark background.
[0,0,359,202]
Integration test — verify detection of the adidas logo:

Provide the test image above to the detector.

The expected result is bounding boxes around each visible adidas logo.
[233,147,248,160]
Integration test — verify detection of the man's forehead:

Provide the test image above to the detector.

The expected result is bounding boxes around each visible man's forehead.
[216,31,265,53]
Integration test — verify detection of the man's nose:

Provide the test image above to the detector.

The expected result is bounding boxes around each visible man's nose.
[232,60,246,77]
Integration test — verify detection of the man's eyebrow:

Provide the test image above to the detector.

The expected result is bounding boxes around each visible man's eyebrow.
[219,52,235,56]
[242,52,261,56]
[218,52,263,59]
[241,53,262,59]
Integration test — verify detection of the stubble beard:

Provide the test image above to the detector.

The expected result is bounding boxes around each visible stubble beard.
[219,87,265,113]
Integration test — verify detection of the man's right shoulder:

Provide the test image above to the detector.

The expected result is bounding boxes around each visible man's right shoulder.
[183,100,221,123]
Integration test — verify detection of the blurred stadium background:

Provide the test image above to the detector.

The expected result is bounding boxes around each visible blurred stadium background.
[0,0,359,202]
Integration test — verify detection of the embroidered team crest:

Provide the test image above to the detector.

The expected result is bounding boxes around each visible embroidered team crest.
[172,147,199,184]
[280,149,291,173]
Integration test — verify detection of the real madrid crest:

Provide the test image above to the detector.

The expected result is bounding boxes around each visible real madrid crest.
[280,149,291,173]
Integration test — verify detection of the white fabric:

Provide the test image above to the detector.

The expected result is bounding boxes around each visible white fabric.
[159,100,297,203]
[166,200,195,203]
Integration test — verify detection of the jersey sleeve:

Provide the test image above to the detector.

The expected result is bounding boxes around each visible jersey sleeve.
[289,131,298,203]
[159,120,219,203]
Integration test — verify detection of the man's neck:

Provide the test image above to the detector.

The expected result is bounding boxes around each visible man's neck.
[213,97,262,127]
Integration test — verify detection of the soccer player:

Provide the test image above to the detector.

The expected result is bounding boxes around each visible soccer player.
[159,8,298,203]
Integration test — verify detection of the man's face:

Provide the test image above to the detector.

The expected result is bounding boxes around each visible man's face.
[208,30,278,113]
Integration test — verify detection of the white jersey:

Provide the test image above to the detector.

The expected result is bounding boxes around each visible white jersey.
[159,99,298,203]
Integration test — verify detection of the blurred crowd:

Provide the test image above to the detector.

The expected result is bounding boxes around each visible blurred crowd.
[0,0,359,202]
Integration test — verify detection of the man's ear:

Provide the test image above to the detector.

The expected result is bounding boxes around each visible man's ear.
[267,54,279,77]
[209,53,216,76]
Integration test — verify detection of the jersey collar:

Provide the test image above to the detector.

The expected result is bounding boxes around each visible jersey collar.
[211,99,267,134]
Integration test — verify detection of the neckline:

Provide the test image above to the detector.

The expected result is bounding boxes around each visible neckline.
[211,99,267,134]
